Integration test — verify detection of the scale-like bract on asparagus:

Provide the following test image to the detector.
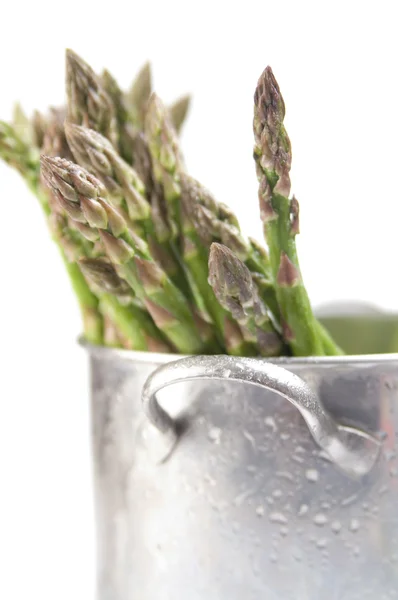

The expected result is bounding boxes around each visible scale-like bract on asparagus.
[209,243,283,357]
[253,66,341,356]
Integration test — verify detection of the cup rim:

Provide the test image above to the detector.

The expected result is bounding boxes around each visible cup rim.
[79,338,398,366]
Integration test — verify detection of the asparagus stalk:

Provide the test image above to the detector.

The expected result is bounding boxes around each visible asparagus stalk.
[79,258,172,352]
[66,49,119,149]
[209,243,283,356]
[253,66,341,356]
[40,155,208,354]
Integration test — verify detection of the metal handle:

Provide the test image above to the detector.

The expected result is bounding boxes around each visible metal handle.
[141,355,381,477]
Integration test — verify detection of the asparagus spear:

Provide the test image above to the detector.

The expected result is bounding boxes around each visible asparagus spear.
[169,94,191,134]
[101,68,137,164]
[12,103,35,147]
[0,121,40,189]
[40,155,209,354]
[253,66,341,356]
[209,243,283,356]
[144,93,184,231]
[32,110,47,149]
[66,49,119,149]
[79,258,172,352]
[125,62,152,129]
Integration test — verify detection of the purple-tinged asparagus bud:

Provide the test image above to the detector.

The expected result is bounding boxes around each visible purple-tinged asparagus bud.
[134,256,165,292]
[253,66,292,196]
[99,231,134,264]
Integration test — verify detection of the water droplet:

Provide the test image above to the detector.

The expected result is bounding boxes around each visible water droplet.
[291,454,304,464]
[280,432,290,441]
[269,511,288,524]
[266,496,274,505]
[314,513,328,526]
[247,465,257,473]
[341,493,358,507]
[349,519,360,532]
[272,489,283,498]
[208,427,222,444]
[331,520,342,534]
[234,487,256,506]
[232,521,240,533]
[269,552,278,563]
[317,450,332,462]
[385,449,396,461]
[276,471,294,482]
[306,469,319,482]
[353,546,360,557]
[280,526,289,536]
[321,502,331,510]
[256,505,265,517]
[295,445,306,453]
[293,549,302,562]
[204,473,216,486]
[298,504,309,516]
[316,538,328,549]
[265,416,277,432]
[243,430,256,449]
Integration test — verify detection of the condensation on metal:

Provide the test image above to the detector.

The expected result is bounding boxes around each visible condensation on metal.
[85,343,398,600]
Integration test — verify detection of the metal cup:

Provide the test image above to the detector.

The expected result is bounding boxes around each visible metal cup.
[86,314,398,600]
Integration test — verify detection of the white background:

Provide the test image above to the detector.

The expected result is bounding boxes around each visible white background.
[0,1,397,598]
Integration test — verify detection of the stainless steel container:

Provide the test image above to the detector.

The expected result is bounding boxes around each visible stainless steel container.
[87,322,398,600]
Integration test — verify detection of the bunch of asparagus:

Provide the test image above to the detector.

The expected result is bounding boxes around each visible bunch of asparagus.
[0,50,341,356]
